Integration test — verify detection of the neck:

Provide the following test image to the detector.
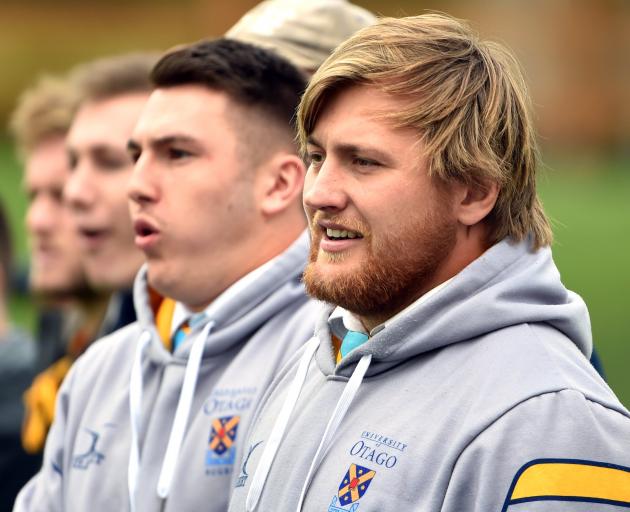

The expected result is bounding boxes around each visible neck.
[260,210,306,263]
[185,217,304,313]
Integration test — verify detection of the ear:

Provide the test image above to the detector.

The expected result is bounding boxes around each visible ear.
[453,179,499,226]
[257,153,306,217]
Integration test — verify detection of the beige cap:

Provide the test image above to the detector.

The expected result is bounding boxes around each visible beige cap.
[226,0,376,72]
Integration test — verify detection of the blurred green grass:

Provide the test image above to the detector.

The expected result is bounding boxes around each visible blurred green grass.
[538,158,630,406]
[1,139,628,406]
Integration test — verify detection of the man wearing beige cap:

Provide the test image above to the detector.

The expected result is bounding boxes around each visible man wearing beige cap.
[226,0,376,75]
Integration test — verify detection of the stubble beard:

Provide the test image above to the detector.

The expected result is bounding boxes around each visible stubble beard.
[303,208,457,321]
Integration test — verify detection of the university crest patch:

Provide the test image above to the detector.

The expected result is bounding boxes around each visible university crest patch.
[206,415,240,468]
[329,463,375,511]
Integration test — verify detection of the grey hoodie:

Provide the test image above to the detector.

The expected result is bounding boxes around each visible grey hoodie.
[14,232,321,512]
[228,237,630,512]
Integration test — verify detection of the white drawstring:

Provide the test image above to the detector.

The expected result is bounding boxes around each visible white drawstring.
[127,320,215,511]
[128,330,151,512]
[295,354,372,511]
[245,337,319,512]
[245,339,372,512]
[157,320,215,498]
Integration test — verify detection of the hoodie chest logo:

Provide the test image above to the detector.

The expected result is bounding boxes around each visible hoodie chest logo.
[72,428,106,470]
[348,430,407,469]
[329,464,376,511]
[203,386,257,416]
[205,415,240,476]
[235,440,263,488]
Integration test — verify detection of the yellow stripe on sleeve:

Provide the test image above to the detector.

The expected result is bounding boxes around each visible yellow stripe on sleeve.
[511,461,630,503]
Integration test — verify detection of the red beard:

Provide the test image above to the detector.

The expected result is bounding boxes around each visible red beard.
[303,204,457,322]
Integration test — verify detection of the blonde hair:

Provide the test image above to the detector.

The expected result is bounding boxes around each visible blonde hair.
[9,52,159,160]
[9,75,79,159]
[298,13,552,248]
[70,52,159,103]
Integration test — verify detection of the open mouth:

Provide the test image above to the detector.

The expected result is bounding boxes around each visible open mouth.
[33,244,59,263]
[79,227,106,240]
[324,227,363,240]
[77,227,108,250]
[133,219,159,238]
[133,219,160,250]
[136,224,155,237]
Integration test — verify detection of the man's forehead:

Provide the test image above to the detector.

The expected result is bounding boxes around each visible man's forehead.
[310,84,412,138]
[134,85,231,139]
[24,162,68,188]
[146,85,230,113]
[68,94,147,147]
[25,140,70,182]
[74,92,149,121]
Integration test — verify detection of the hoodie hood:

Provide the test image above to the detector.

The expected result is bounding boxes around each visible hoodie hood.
[128,230,314,510]
[133,230,311,364]
[315,236,592,378]
[240,236,596,512]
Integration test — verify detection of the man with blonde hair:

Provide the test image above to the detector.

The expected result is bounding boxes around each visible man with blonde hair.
[228,14,630,512]
[9,74,112,459]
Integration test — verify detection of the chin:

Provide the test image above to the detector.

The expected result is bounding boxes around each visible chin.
[146,265,169,295]
[31,282,82,302]
[86,268,134,292]
[303,260,351,304]
[146,262,184,302]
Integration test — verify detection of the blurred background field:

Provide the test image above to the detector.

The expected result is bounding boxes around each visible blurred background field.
[0,0,628,404]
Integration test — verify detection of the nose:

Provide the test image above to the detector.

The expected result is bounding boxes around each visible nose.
[64,164,97,213]
[127,151,159,206]
[26,196,55,236]
[303,158,348,214]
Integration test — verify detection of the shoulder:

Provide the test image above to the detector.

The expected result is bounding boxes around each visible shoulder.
[451,322,619,415]
[444,389,630,511]
[480,387,630,448]
[65,321,143,386]
[252,297,322,349]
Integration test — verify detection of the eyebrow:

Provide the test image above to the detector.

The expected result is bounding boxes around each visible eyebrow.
[306,135,323,148]
[68,143,124,154]
[307,135,393,164]
[127,134,202,153]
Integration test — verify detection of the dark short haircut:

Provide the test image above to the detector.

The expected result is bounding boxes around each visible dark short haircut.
[151,38,306,133]
[0,199,13,297]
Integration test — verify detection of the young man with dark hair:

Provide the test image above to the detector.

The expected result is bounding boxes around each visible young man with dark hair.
[14,38,318,512]
[228,14,630,512]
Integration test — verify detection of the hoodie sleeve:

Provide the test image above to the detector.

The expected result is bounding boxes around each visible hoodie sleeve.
[12,362,77,512]
[441,389,630,512]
